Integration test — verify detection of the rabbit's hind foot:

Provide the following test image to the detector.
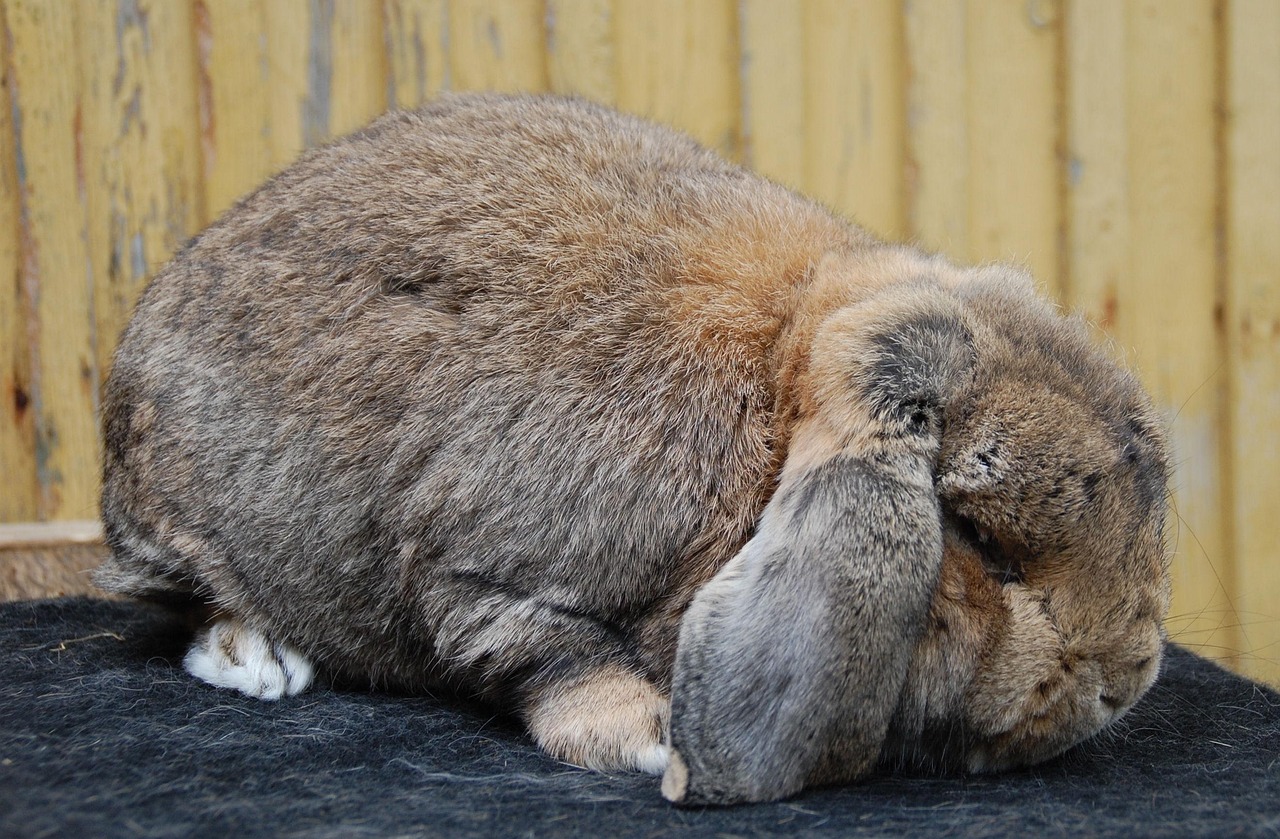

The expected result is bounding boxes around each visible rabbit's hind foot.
[524,664,671,775]
[183,616,314,701]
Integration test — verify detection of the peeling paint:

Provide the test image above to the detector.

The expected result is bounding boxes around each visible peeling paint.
[414,19,427,104]
[113,0,152,96]
[303,0,333,149]
[12,385,29,418]
[487,17,504,60]
[193,0,216,181]
[130,232,145,282]
[1068,157,1084,186]
[120,84,143,137]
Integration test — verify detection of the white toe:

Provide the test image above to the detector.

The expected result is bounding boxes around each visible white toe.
[184,618,314,700]
[634,743,671,775]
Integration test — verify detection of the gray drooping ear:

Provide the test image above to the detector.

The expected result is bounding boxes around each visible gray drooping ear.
[662,290,975,805]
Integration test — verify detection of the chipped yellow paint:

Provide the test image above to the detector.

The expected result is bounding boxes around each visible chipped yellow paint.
[966,0,1061,295]
[385,0,448,108]
[328,0,387,136]
[448,0,548,94]
[1064,0,1128,340]
[5,0,99,520]
[1066,0,1237,677]
[546,0,615,104]
[197,0,274,221]
[77,0,202,377]
[263,0,315,165]
[801,0,905,239]
[1124,0,1228,677]
[613,0,738,160]
[904,0,969,258]
[1226,0,1280,687]
[739,0,803,189]
[0,2,37,521]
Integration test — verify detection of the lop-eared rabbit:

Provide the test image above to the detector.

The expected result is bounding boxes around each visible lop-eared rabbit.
[97,93,1170,805]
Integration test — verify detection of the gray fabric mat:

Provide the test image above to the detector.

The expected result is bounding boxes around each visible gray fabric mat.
[2,596,1277,838]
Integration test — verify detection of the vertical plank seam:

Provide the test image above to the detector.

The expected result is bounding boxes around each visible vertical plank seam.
[3,5,46,520]
[538,0,553,97]
[0,1,38,520]
[382,0,398,109]
[728,0,743,164]
[305,0,335,149]
[1212,0,1240,668]
[441,0,453,91]
[72,8,100,465]
[901,0,918,247]
[1053,0,1070,304]
[736,0,753,171]
[192,0,214,229]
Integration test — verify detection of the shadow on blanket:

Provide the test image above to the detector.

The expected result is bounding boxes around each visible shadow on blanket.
[2,597,1277,838]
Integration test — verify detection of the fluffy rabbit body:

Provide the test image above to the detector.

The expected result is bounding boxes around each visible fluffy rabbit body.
[97,94,1171,804]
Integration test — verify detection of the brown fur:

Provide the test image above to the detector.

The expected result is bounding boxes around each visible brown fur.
[95,94,1170,804]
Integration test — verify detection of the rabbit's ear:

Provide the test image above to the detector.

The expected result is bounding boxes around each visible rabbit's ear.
[662,291,974,805]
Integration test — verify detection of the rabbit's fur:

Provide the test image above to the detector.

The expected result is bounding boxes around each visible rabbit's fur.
[96,93,1170,805]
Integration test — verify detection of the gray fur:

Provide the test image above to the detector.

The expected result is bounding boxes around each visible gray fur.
[96,94,1171,805]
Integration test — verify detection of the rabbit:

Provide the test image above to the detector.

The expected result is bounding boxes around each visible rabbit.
[94,92,1171,805]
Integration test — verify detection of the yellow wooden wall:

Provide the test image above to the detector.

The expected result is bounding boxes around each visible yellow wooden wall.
[1,0,1276,685]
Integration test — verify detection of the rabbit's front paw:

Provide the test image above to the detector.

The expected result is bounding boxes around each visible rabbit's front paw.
[525,665,671,774]
[184,616,314,700]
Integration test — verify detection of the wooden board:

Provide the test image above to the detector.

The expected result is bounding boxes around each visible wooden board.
[801,0,905,239]
[0,3,38,522]
[546,0,615,104]
[0,520,108,601]
[448,0,549,94]
[966,0,1062,295]
[386,0,449,108]
[904,0,970,258]
[1226,0,1280,686]
[1126,0,1229,673]
[739,0,804,189]
[197,0,274,222]
[614,0,738,160]
[77,0,202,386]
[5,0,100,521]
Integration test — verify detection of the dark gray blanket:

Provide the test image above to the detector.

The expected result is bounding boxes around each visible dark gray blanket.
[2,597,1277,838]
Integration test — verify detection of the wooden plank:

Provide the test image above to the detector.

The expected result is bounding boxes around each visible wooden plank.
[0,2,38,522]
[265,0,318,164]
[904,0,968,258]
[1226,0,1280,687]
[448,0,549,94]
[546,0,615,104]
[1066,0,1236,670]
[800,0,905,239]
[385,0,449,108]
[0,519,103,549]
[613,0,738,160]
[1126,0,1230,671]
[739,0,804,189]
[329,0,387,137]
[1064,0,1128,340]
[77,0,202,382]
[197,0,274,222]
[966,0,1061,295]
[6,0,100,521]
[0,520,108,601]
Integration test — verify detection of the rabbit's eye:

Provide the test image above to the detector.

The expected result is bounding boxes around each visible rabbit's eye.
[946,512,1025,586]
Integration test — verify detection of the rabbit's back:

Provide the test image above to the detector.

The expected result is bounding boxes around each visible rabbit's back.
[98,94,857,694]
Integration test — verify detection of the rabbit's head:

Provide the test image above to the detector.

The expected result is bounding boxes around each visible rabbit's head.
[663,250,1170,805]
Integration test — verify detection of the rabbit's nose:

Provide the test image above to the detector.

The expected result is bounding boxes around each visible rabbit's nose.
[1098,651,1161,717]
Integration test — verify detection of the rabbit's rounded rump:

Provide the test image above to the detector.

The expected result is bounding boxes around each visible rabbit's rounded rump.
[97,93,1171,805]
